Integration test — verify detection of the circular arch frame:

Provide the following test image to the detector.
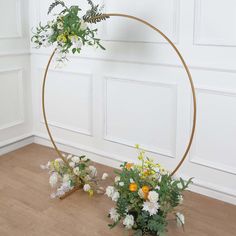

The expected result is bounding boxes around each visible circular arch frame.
[42,13,197,176]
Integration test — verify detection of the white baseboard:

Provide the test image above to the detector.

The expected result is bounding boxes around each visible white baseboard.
[34,133,236,205]
[0,133,34,156]
[1,132,235,205]
[33,133,128,168]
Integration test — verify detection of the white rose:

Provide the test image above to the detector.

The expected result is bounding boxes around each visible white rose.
[105,186,115,198]
[119,182,124,187]
[123,214,134,229]
[72,156,80,163]
[176,212,185,227]
[102,173,109,180]
[112,191,120,202]
[148,191,159,203]
[69,35,82,48]
[142,201,160,216]
[109,208,120,222]
[49,173,58,187]
[69,162,75,168]
[73,167,80,176]
[89,166,97,178]
[114,176,120,183]
[83,184,91,192]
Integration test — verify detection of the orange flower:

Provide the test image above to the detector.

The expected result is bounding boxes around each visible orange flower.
[129,183,138,192]
[125,163,134,170]
[142,186,150,193]
[141,186,150,200]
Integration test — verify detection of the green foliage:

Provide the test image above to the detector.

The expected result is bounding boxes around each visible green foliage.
[106,147,193,236]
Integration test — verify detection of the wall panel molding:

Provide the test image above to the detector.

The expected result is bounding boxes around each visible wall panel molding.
[190,87,236,175]
[102,0,180,44]
[0,0,22,39]
[39,69,93,136]
[0,68,24,130]
[103,76,178,157]
[194,0,236,47]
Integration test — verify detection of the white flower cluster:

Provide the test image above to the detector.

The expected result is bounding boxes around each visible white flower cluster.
[123,214,134,229]
[41,152,109,198]
[48,158,75,198]
[50,181,74,199]
[109,208,120,222]
[142,191,160,216]
[109,209,135,230]
[105,186,120,202]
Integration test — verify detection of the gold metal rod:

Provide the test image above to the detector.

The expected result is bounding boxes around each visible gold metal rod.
[41,13,197,178]
[42,48,72,169]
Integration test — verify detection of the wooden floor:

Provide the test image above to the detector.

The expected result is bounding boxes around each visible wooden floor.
[0,144,235,236]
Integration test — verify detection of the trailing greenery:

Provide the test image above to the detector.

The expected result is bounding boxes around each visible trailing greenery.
[105,145,193,236]
[31,0,108,64]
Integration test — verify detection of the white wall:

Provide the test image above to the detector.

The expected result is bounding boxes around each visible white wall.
[1,0,235,204]
[0,0,33,154]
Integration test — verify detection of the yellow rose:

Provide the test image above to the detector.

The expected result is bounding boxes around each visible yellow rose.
[57,34,67,43]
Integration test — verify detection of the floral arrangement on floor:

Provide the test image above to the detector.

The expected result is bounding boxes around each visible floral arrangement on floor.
[41,153,108,199]
[31,0,109,63]
[105,146,192,236]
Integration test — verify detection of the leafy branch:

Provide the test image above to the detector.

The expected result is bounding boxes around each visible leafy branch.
[48,0,66,15]
[83,13,109,24]
[83,0,109,24]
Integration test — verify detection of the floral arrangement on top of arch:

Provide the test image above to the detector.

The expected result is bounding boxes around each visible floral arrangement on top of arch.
[31,0,109,64]
[32,1,194,235]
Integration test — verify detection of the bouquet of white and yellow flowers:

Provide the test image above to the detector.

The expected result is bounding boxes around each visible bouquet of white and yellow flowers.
[105,146,192,236]
[31,0,109,63]
[41,153,108,199]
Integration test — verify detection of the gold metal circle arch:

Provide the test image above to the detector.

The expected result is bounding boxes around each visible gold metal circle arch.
[42,13,197,176]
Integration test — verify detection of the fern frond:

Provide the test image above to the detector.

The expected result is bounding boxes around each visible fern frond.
[87,0,95,9]
[83,12,109,24]
[48,0,66,15]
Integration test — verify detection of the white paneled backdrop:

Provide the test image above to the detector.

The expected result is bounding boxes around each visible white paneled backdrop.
[1,0,236,205]
[0,0,33,154]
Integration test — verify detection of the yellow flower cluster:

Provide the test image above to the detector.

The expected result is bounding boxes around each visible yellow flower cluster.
[50,160,61,173]
[57,34,67,43]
